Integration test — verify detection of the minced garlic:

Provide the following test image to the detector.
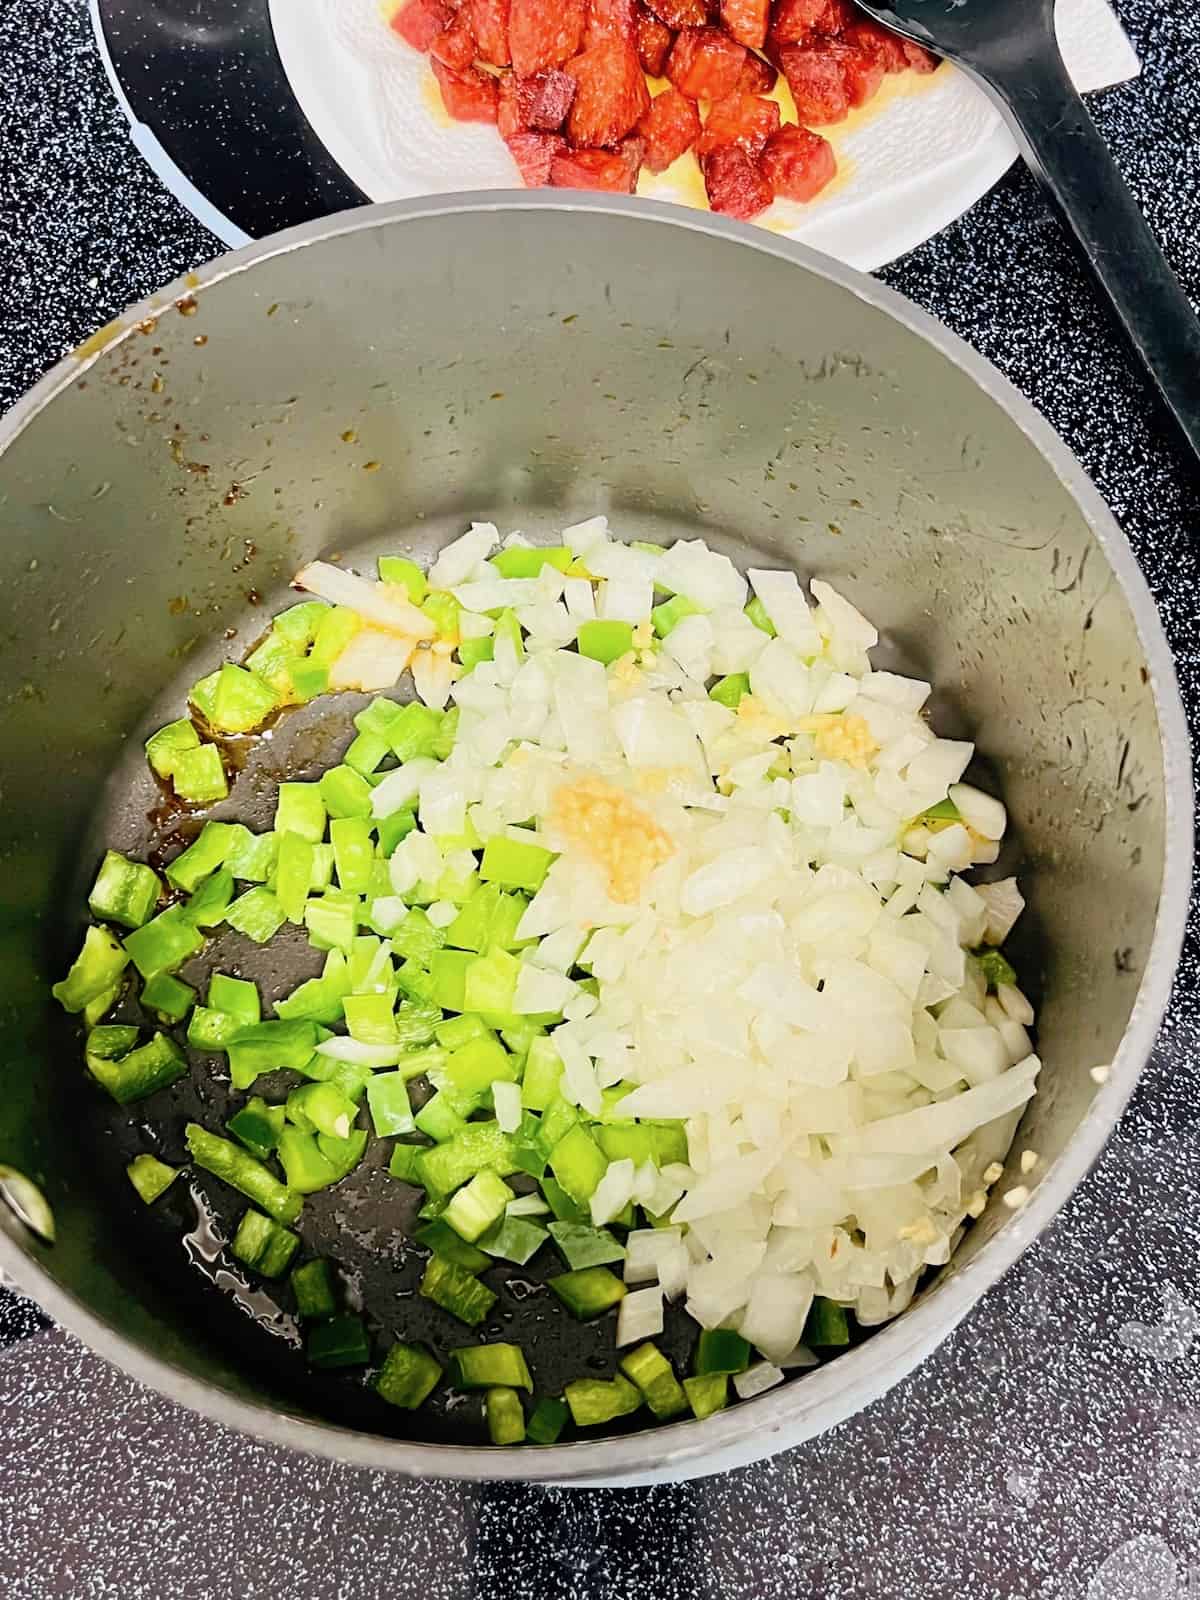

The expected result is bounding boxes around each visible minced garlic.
[551,775,674,903]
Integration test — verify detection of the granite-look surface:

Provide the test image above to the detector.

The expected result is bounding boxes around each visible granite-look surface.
[2,0,1199,1594]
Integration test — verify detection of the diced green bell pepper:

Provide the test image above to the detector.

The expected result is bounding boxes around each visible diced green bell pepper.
[479,835,554,894]
[486,1387,526,1445]
[744,595,776,636]
[548,1266,626,1319]
[521,1037,563,1111]
[547,1221,625,1270]
[273,831,314,924]
[596,1121,688,1168]
[449,1342,533,1391]
[145,717,200,780]
[317,1128,368,1183]
[489,545,571,579]
[378,555,429,602]
[224,886,286,945]
[417,1122,517,1196]
[125,1153,179,1205]
[549,1124,608,1206]
[320,764,374,820]
[182,867,234,929]
[225,827,278,882]
[804,1296,851,1348]
[619,1341,688,1419]
[231,1207,300,1277]
[477,1215,548,1265]
[419,1255,497,1326]
[458,637,493,672]
[330,816,374,894]
[428,948,474,1012]
[540,1173,586,1224]
[227,1096,286,1161]
[165,821,239,893]
[376,1341,442,1408]
[388,1141,429,1187]
[652,593,703,637]
[86,1030,186,1104]
[226,1019,319,1089]
[709,672,751,709]
[415,1092,468,1144]
[564,1373,641,1427]
[171,743,227,804]
[275,782,326,844]
[185,1123,302,1224]
[309,606,363,669]
[444,1170,514,1243]
[683,1372,728,1420]
[304,890,359,955]
[694,1328,751,1375]
[414,1219,490,1272]
[386,702,443,762]
[578,619,635,665]
[140,970,195,1023]
[123,904,204,978]
[343,730,390,778]
[526,1396,569,1444]
[203,663,278,734]
[276,1126,339,1194]
[208,973,260,1026]
[89,850,161,929]
[975,947,1018,991]
[290,1257,338,1321]
[273,600,328,648]
[366,1072,415,1137]
[307,1313,370,1368]
[287,1081,358,1140]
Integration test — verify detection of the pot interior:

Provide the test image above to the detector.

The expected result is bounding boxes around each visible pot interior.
[0,202,1171,1466]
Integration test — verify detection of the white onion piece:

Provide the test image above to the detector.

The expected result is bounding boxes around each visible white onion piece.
[326,629,415,690]
[368,896,407,935]
[316,1039,402,1067]
[293,561,434,638]
[426,522,499,589]
[492,1080,522,1134]
[733,1361,785,1400]
[411,648,456,710]
[739,1273,816,1364]
[371,758,439,819]
[513,963,577,1015]
[949,781,1007,840]
[616,1285,664,1347]
[747,569,820,655]
[590,1159,636,1226]
[977,878,1026,945]
[997,982,1036,1026]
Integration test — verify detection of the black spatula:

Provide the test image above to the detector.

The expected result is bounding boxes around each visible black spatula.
[851,0,1200,466]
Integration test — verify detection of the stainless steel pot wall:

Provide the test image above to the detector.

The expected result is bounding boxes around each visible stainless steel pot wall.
[0,197,1189,1484]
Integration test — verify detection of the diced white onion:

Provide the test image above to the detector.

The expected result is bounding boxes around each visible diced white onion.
[733,1361,785,1400]
[616,1285,664,1347]
[492,1080,522,1133]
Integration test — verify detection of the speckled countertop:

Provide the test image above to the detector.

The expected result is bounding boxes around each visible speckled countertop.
[2,0,1200,1595]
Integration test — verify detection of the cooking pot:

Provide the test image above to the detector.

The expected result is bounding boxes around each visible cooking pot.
[0,196,1189,1484]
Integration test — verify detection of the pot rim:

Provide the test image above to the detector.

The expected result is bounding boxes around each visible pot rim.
[1,193,1191,1484]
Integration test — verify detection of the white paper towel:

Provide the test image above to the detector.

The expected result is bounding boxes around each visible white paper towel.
[269,0,1139,270]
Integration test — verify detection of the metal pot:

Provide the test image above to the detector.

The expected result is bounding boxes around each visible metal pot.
[0,196,1189,1484]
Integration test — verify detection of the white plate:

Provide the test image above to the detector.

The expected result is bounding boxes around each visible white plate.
[269,0,1137,271]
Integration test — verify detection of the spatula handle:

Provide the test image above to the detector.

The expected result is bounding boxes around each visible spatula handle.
[969,37,1200,467]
